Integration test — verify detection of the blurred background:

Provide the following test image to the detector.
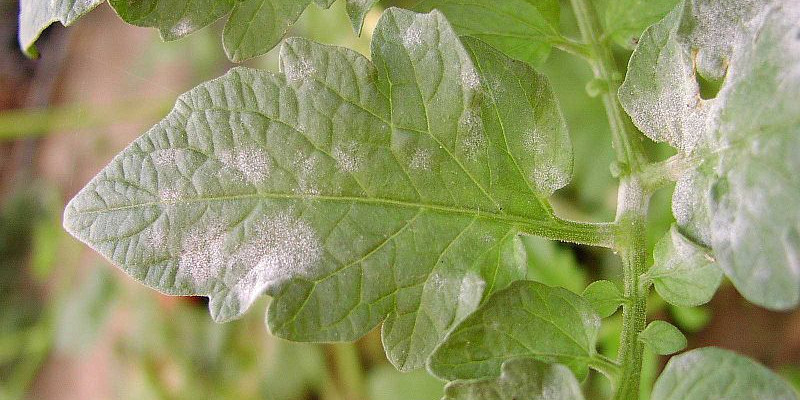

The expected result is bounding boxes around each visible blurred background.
[1,0,799,399]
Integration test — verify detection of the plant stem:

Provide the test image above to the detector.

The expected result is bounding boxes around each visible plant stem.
[569,0,646,173]
[568,0,652,398]
[520,218,617,249]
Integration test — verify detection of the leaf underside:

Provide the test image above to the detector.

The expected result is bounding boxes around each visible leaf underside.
[619,0,800,310]
[414,0,561,67]
[428,281,599,381]
[63,9,575,371]
[443,358,585,400]
[651,347,798,400]
[19,0,377,62]
[637,320,686,355]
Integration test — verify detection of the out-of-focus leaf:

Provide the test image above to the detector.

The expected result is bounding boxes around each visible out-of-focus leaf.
[522,236,587,293]
[18,0,104,58]
[63,9,580,371]
[414,0,562,66]
[443,358,585,400]
[367,365,445,400]
[651,347,798,400]
[619,0,800,310]
[429,281,600,381]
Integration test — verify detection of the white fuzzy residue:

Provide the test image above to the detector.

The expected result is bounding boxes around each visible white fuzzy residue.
[234,214,322,305]
[159,188,182,204]
[285,58,316,82]
[460,67,481,91]
[332,142,362,173]
[219,147,271,184]
[402,25,423,48]
[178,222,227,287]
[152,149,184,167]
[292,152,321,195]
[532,165,568,194]
[409,148,432,171]
[170,18,195,38]
[458,110,486,160]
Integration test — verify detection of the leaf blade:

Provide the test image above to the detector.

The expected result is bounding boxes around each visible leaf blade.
[18,0,105,58]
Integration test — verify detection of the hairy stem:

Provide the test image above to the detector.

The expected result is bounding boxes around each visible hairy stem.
[520,218,617,249]
[568,0,652,398]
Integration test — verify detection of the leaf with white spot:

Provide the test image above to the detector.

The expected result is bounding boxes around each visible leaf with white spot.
[428,281,601,381]
[414,0,562,66]
[619,0,800,310]
[443,358,585,400]
[646,225,722,307]
[63,9,581,372]
[651,347,798,400]
[18,0,105,58]
[638,320,686,355]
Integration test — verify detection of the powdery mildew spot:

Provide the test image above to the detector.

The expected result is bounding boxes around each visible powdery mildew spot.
[292,152,321,195]
[152,149,184,167]
[402,25,423,48]
[459,110,486,160]
[285,58,316,82]
[219,147,271,184]
[409,148,432,171]
[332,142,362,173]
[179,222,227,287]
[532,165,568,194]
[159,188,182,204]
[170,18,195,37]
[460,67,481,91]
[234,214,322,305]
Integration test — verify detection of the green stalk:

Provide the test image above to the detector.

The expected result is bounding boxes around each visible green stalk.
[567,0,652,398]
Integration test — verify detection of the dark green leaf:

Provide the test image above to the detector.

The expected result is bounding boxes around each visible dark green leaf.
[443,358,585,400]
[619,0,800,310]
[651,347,798,400]
[647,225,722,307]
[346,0,379,34]
[63,9,576,371]
[428,281,600,380]
[638,320,686,355]
[414,0,562,66]
[582,280,623,317]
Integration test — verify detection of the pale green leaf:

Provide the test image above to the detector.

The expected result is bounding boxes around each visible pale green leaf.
[651,347,798,400]
[443,358,585,400]
[619,0,800,310]
[603,0,679,49]
[582,279,623,317]
[638,320,686,355]
[647,225,722,307]
[18,0,105,58]
[428,281,600,380]
[63,9,576,372]
[345,0,379,35]
[414,0,562,66]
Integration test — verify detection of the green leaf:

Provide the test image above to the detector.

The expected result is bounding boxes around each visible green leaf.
[414,0,562,66]
[428,281,600,380]
[108,0,235,40]
[443,358,585,400]
[637,320,686,355]
[647,225,722,307]
[651,347,798,400]
[522,236,587,294]
[345,0,379,35]
[63,9,578,372]
[619,0,800,310]
[602,0,679,49]
[582,280,623,318]
[367,365,445,400]
[18,0,105,58]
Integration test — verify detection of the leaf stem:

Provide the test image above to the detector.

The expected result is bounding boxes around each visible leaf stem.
[638,154,694,193]
[568,0,652,398]
[519,217,616,249]
[569,0,646,173]
[589,354,622,385]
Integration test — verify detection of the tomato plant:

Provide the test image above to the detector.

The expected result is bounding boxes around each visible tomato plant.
[20,0,800,398]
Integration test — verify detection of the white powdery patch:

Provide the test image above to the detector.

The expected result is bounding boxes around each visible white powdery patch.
[459,110,486,160]
[234,214,322,305]
[170,18,195,38]
[332,142,362,173]
[143,225,168,251]
[159,188,182,204]
[454,272,485,321]
[178,222,227,287]
[409,148,432,171]
[285,58,316,82]
[460,67,481,91]
[532,165,568,194]
[152,149,184,167]
[402,25,423,48]
[293,152,321,195]
[674,351,704,373]
[219,148,271,184]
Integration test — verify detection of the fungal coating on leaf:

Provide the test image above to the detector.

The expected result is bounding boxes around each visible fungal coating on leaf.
[219,147,271,184]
